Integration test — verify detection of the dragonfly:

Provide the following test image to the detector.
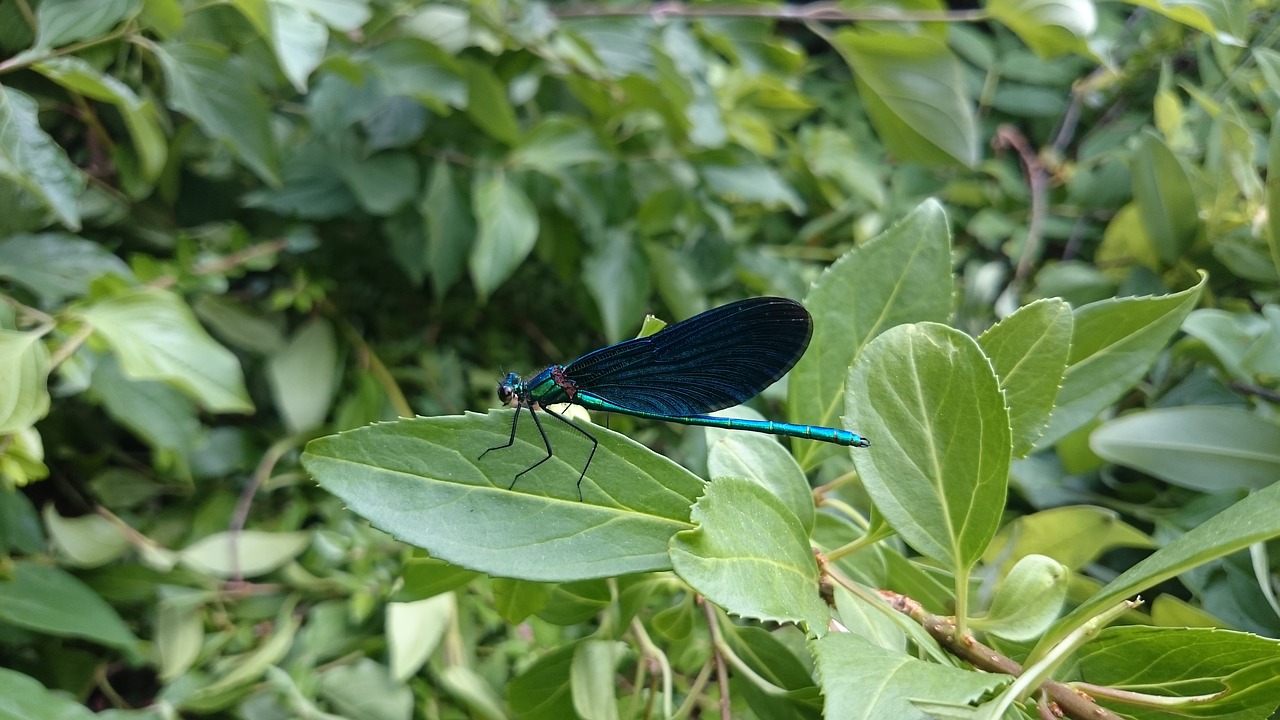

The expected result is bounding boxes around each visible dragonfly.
[481,296,870,498]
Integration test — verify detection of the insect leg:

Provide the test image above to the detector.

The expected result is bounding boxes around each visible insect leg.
[543,406,598,501]
[509,406,556,491]
[479,405,522,459]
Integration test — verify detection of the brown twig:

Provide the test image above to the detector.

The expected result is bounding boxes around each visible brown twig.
[993,125,1049,290]
[227,432,316,584]
[150,238,291,290]
[877,590,1125,720]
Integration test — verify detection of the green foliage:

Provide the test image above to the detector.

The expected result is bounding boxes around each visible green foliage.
[2,0,1279,718]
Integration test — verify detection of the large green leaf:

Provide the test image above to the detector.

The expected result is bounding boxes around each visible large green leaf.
[0,233,132,306]
[811,633,1008,720]
[988,0,1097,57]
[464,61,521,145]
[0,329,50,434]
[0,668,95,720]
[468,171,539,300]
[827,30,978,166]
[583,229,650,343]
[421,158,474,299]
[155,41,281,185]
[1068,626,1280,718]
[33,0,138,49]
[78,288,253,414]
[301,412,703,582]
[0,561,139,655]
[267,1,328,92]
[1091,406,1280,492]
[511,116,612,173]
[669,476,829,634]
[1036,273,1206,448]
[978,298,1073,458]
[1035,479,1280,656]
[706,420,814,533]
[267,317,339,432]
[788,200,953,470]
[1131,130,1199,264]
[984,506,1154,573]
[847,323,1010,570]
[0,87,84,230]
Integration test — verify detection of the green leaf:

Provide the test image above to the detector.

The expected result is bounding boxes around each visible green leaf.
[977,298,1073,458]
[33,56,167,183]
[0,233,132,306]
[827,30,978,167]
[367,38,467,112]
[78,288,253,414]
[318,659,413,720]
[706,420,815,533]
[1125,0,1244,45]
[846,323,1010,570]
[493,578,551,623]
[399,554,479,600]
[464,62,521,145]
[985,505,1154,573]
[468,171,539,300]
[0,561,139,654]
[511,116,611,173]
[701,163,804,213]
[509,641,579,720]
[1069,626,1280,717]
[267,318,338,432]
[789,200,953,470]
[156,600,203,681]
[583,229,650,342]
[180,599,300,711]
[811,633,1008,720]
[1091,406,1280,492]
[387,593,454,681]
[42,503,127,568]
[0,667,95,720]
[338,151,420,215]
[179,530,311,578]
[1267,110,1280,279]
[0,87,85,230]
[971,555,1068,641]
[34,0,137,49]
[1131,131,1199,264]
[268,1,328,92]
[301,412,703,582]
[403,4,471,53]
[571,640,627,720]
[193,295,287,355]
[421,158,474,299]
[436,665,506,720]
[988,0,1097,57]
[1036,273,1206,448]
[669,476,829,634]
[155,42,281,185]
[1036,478,1280,655]
[90,355,201,477]
[0,329,50,434]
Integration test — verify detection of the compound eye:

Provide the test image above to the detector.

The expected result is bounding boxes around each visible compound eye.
[497,385,514,404]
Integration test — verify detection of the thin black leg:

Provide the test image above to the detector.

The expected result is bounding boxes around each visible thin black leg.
[479,406,522,459]
[509,406,556,491]
[543,407,598,501]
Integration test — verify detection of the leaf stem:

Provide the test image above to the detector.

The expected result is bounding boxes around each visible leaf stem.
[630,616,674,720]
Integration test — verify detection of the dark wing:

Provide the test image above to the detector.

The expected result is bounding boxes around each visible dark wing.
[563,297,812,415]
